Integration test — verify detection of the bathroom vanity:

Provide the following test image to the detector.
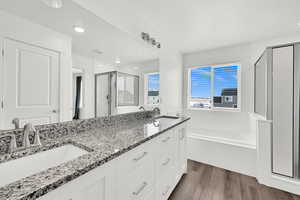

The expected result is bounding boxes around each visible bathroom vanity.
[0,112,190,200]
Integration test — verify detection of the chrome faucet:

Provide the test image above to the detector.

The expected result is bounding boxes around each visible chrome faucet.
[23,123,42,148]
[0,123,42,154]
[139,106,146,111]
[153,107,160,115]
[0,134,17,153]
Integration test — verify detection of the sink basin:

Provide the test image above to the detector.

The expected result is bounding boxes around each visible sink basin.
[0,144,88,188]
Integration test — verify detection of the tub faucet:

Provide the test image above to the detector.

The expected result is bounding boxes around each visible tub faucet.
[23,123,41,148]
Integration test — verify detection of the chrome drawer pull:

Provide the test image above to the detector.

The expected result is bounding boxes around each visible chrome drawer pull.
[133,152,148,162]
[162,158,170,166]
[132,182,147,196]
[162,136,171,143]
[162,186,170,196]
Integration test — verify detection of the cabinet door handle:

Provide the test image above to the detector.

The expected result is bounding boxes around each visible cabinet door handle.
[162,185,170,196]
[162,158,170,166]
[132,182,147,196]
[133,152,148,162]
[162,136,171,143]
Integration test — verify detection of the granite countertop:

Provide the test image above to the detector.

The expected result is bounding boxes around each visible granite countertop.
[0,115,190,200]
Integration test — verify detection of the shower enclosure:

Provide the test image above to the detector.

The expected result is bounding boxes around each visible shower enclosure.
[255,42,300,178]
[95,71,139,117]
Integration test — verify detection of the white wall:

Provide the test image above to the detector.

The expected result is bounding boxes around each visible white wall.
[183,44,253,133]
[183,33,300,134]
[72,54,96,119]
[0,11,73,122]
[159,51,183,115]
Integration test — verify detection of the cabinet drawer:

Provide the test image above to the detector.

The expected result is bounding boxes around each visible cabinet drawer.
[156,150,174,177]
[156,173,172,200]
[143,190,155,200]
[117,142,153,174]
[156,129,176,154]
[117,161,155,200]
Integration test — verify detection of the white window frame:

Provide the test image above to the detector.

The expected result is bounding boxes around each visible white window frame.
[144,72,160,106]
[187,62,241,112]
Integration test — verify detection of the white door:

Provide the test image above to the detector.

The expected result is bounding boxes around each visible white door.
[272,46,294,177]
[1,38,60,129]
[96,73,110,117]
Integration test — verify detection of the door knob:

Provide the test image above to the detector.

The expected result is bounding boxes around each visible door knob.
[52,110,58,113]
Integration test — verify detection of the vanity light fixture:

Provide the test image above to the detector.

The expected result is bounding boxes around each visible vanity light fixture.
[141,32,161,49]
[73,25,85,33]
[156,42,161,49]
[41,0,63,8]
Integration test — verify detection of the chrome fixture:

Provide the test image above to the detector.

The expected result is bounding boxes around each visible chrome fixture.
[141,32,161,49]
[0,134,17,153]
[153,107,160,115]
[141,32,150,41]
[12,118,20,129]
[139,106,146,111]
[150,38,156,45]
[0,123,42,154]
[23,123,42,148]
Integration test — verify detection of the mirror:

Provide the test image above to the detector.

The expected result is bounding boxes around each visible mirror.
[0,0,159,130]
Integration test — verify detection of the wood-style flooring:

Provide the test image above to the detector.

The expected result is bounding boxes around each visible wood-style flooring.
[169,160,300,200]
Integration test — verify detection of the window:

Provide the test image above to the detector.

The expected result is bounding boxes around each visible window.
[117,72,139,106]
[188,63,240,110]
[145,73,160,105]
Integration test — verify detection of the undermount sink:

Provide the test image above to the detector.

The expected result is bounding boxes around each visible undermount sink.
[0,144,88,188]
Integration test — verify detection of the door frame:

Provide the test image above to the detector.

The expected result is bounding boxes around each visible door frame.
[0,37,4,129]
[72,68,85,119]
[0,36,62,129]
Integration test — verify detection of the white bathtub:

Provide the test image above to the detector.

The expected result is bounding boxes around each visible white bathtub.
[187,128,257,177]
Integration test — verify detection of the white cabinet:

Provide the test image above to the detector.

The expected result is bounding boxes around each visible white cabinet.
[154,124,187,200]
[115,142,155,200]
[177,125,187,176]
[38,122,187,200]
[37,162,115,200]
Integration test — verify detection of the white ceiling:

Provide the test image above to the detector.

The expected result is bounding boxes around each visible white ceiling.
[72,0,300,53]
[0,0,159,66]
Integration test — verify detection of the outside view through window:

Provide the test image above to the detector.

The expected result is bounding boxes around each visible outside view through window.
[147,73,160,105]
[190,65,239,109]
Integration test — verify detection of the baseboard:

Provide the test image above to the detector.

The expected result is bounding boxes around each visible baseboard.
[187,134,257,177]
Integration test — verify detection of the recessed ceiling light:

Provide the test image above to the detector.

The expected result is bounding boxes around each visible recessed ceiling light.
[42,0,63,8]
[298,22,300,26]
[73,25,85,33]
[115,60,121,64]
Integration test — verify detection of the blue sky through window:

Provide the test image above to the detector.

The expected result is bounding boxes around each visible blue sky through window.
[191,67,211,98]
[214,66,238,96]
[191,66,238,98]
[148,74,160,91]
